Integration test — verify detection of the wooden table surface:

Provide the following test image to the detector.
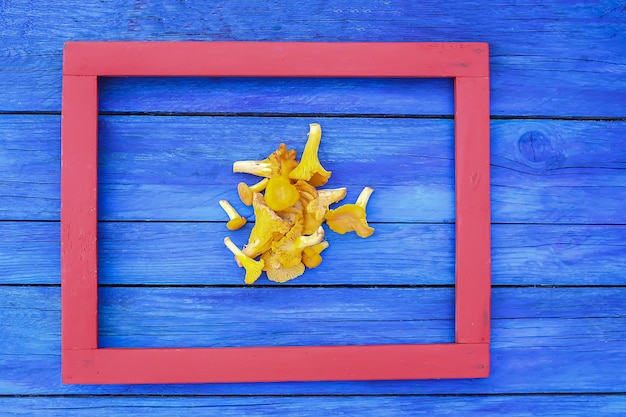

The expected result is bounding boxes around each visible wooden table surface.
[1,1,625,415]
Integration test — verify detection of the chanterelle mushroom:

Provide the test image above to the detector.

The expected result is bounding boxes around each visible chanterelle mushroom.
[266,262,305,283]
[263,225,324,269]
[264,175,300,212]
[306,187,347,225]
[288,124,331,186]
[218,199,247,230]
[324,187,375,238]
[302,241,329,269]
[294,181,323,235]
[262,225,324,283]
[242,193,291,258]
[237,177,269,206]
[233,143,298,178]
[224,123,375,283]
[223,237,264,285]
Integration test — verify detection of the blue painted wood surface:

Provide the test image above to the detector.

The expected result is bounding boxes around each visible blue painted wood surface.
[1,0,625,415]
[1,1,625,117]
[3,115,626,223]
[2,287,625,395]
[0,396,625,417]
[2,222,626,285]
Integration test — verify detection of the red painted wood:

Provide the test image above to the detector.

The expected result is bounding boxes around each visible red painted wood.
[63,344,489,384]
[454,76,491,344]
[60,75,99,352]
[60,41,490,384]
[63,42,489,78]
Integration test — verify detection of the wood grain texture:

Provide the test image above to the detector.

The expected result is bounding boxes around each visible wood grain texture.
[60,75,99,351]
[454,75,491,344]
[0,1,624,116]
[1,115,625,223]
[98,76,456,115]
[96,222,457,286]
[0,395,625,417]
[96,287,456,348]
[2,222,625,285]
[64,42,489,77]
[62,344,488,385]
[2,0,625,410]
[0,287,624,395]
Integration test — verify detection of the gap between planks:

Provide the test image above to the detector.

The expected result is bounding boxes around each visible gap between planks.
[1,284,625,289]
[1,110,626,122]
[2,220,626,226]
[2,392,626,398]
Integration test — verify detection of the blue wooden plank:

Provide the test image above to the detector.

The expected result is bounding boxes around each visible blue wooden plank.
[97,287,455,348]
[2,115,625,223]
[2,222,625,286]
[97,222,456,286]
[97,223,626,286]
[0,287,624,395]
[99,77,455,116]
[0,395,625,417]
[0,115,59,220]
[0,1,624,117]
[95,115,455,222]
[0,222,60,284]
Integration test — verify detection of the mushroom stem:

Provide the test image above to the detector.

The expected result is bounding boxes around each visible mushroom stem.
[219,199,242,220]
[295,226,324,248]
[355,187,374,210]
[232,144,297,178]
[233,160,273,177]
[311,241,329,254]
[249,177,269,192]
[223,236,244,257]
[219,199,247,230]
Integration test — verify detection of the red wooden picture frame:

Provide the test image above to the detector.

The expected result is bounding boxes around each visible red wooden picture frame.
[61,42,490,384]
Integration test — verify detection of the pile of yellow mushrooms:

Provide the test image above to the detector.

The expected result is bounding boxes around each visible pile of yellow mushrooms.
[220,123,374,284]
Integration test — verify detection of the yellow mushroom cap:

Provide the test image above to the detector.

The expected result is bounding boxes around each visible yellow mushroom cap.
[307,187,348,226]
[265,225,325,269]
[241,256,265,285]
[302,247,323,269]
[325,204,374,238]
[237,182,254,207]
[226,217,247,231]
[324,187,374,238]
[237,178,269,206]
[317,188,348,208]
[310,241,330,255]
[294,181,324,235]
[266,262,305,283]
[264,175,300,212]
[295,180,318,202]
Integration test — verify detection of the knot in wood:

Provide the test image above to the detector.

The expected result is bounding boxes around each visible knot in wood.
[518,130,564,169]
